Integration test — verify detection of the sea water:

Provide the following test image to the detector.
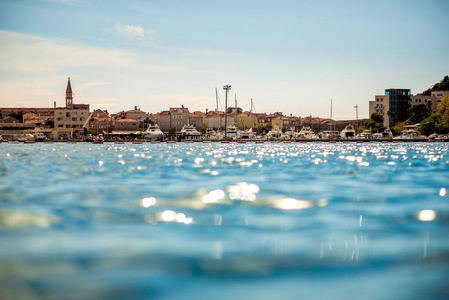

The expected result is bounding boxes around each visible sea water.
[0,142,448,300]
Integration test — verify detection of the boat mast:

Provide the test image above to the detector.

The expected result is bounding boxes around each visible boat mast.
[223,85,231,140]
[250,98,255,129]
[250,98,253,129]
[330,99,334,131]
[215,88,219,111]
[216,87,220,129]
[235,94,238,128]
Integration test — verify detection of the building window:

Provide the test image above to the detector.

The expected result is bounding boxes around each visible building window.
[72,118,77,121]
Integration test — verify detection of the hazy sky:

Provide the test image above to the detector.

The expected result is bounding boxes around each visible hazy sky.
[1,0,448,119]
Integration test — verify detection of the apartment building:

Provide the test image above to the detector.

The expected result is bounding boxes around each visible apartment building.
[156,106,191,132]
[410,90,449,114]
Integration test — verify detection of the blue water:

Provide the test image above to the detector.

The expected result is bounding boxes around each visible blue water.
[1,142,448,300]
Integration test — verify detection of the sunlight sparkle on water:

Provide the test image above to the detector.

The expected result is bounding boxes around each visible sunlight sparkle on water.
[141,197,157,208]
[202,189,225,203]
[227,182,260,201]
[418,210,436,221]
[275,198,312,210]
[159,210,193,224]
[161,210,176,222]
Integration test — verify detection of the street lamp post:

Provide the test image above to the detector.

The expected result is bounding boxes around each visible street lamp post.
[223,85,231,140]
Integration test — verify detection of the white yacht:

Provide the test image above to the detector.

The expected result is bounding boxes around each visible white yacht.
[320,131,340,139]
[180,125,202,140]
[393,129,427,140]
[237,128,257,140]
[296,126,319,140]
[144,124,164,142]
[341,125,356,139]
[33,132,46,142]
[372,129,393,139]
[357,129,372,139]
[267,125,283,140]
[225,125,238,140]
[205,128,223,140]
[283,127,295,140]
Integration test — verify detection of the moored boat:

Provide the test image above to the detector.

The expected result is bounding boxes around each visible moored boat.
[144,124,164,142]
[267,125,283,140]
[341,125,356,139]
[356,129,372,139]
[180,125,202,141]
[205,128,223,141]
[295,126,319,140]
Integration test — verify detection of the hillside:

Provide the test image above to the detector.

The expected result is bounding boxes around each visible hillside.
[422,75,449,96]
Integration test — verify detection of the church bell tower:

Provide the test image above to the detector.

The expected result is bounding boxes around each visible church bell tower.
[66,77,73,108]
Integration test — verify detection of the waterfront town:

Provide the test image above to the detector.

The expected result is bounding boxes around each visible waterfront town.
[1,77,449,143]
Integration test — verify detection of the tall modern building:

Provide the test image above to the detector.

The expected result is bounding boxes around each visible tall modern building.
[369,88,410,127]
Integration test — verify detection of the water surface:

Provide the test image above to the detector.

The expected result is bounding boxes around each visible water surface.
[1,142,448,299]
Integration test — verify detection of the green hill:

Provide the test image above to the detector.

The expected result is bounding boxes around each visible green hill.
[422,75,449,96]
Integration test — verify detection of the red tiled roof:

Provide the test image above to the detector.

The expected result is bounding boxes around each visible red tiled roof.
[169,107,189,113]
[124,109,145,114]
[116,119,139,123]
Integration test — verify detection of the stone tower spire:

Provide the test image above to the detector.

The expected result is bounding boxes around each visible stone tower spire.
[66,77,73,108]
